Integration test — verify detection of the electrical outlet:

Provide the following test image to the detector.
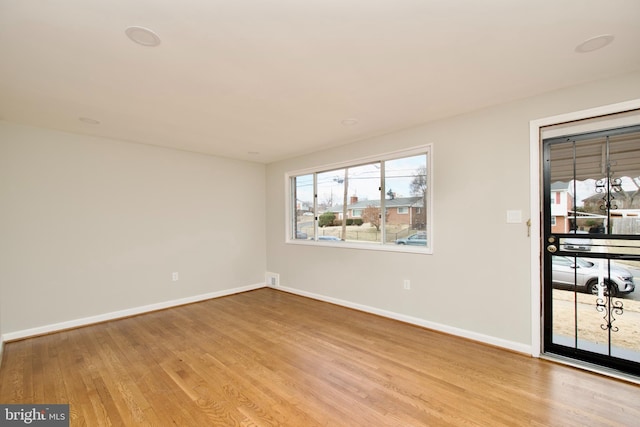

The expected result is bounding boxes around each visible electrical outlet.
[403,279,411,290]
[172,272,179,281]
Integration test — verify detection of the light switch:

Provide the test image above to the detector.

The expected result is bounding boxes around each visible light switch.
[506,210,522,224]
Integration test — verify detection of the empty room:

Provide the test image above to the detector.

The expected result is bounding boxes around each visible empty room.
[1,1,640,425]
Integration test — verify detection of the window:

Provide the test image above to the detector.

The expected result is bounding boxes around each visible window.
[292,174,314,240]
[287,145,431,252]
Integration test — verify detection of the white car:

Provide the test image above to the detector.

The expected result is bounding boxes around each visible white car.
[551,256,635,297]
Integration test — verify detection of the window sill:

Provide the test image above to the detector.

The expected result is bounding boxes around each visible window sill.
[286,239,432,254]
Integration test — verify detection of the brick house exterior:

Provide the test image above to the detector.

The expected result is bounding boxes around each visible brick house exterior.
[327,195,426,229]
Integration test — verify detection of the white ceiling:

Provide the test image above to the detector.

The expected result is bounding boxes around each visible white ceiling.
[1,0,639,163]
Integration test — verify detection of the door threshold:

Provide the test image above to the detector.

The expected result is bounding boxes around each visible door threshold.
[541,353,640,385]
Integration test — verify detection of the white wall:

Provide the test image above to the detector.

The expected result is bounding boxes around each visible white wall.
[0,299,3,366]
[0,122,266,336]
[265,71,640,352]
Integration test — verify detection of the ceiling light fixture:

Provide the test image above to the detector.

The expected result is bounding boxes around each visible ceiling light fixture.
[575,34,614,53]
[79,117,100,125]
[125,26,161,47]
[341,118,359,126]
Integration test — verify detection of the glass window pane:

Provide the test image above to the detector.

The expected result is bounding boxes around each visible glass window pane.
[384,154,428,246]
[608,131,640,236]
[552,130,640,237]
[345,163,381,243]
[317,168,345,241]
[317,163,381,242]
[292,174,314,240]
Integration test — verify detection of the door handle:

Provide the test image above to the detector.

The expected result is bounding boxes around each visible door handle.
[547,244,557,253]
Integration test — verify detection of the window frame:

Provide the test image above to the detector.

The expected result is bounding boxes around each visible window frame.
[285,144,433,254]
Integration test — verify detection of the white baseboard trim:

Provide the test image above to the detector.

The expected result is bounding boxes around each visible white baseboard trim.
[2,283,266,342]
[276,285,532,355]
[3,283,531,355]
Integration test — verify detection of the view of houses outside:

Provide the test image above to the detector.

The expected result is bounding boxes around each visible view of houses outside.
[551,178,640,235]
[292,153,428,246]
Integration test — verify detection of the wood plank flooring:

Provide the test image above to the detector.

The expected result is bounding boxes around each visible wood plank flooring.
[1,288,639,426]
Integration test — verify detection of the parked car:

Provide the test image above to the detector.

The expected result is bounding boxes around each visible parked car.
[395,232,427,246]
[318,235,341,241]
[562,230,592,252]
[551,256,635,297]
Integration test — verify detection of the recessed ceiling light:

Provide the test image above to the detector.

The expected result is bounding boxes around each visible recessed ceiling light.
[125,26,161,47]
[341,118,359,126]
[79,117,100,125]
[575,34,614,53]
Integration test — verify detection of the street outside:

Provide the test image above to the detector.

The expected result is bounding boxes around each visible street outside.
[296,220,414,243]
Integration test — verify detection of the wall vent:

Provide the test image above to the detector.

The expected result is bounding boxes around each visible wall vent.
[265,272,280,287]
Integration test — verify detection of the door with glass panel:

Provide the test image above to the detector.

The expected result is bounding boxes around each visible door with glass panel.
[543,125,640,376]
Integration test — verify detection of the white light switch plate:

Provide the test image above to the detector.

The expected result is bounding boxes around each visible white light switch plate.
[506,210,522,224]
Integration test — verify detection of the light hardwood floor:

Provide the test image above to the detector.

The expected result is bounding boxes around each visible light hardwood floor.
[1,288,639,426]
